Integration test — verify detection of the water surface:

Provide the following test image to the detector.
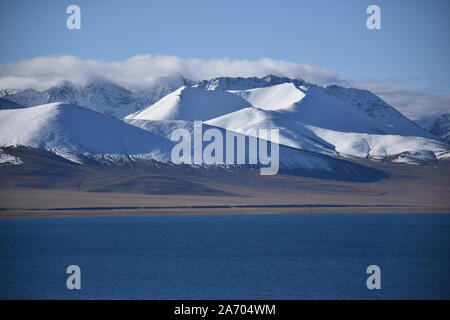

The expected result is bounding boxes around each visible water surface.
[0,213,449,299]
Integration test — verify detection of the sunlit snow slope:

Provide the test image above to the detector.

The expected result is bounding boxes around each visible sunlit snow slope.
[198,79,448,163]
[125,86,251,121]
[0,103,172,160]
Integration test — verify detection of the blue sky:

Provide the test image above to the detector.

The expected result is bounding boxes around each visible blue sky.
[0,0,449,94]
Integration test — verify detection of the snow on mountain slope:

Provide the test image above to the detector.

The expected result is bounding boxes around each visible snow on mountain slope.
[285,86,422,135]
[0,102,172,161]
[125,118,387,181]
[323,85,432,138]
[205,107,335,154]
[200,75,432,138]
[199,79,448,163]
[0,79,185,118]
[228,83,306,111]
[1,82,136,117]
[0,100,388,180]
[125,119,194,138]
[205,104,449,163]
[0,149,22,165]
[306,126,449,161]
[227,84,429,137]
[0,88,46,106]
[2,75,447,168]
[125,86,251,121]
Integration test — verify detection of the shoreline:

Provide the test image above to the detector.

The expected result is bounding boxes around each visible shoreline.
[2,160,449,219]
[2,205,449,219]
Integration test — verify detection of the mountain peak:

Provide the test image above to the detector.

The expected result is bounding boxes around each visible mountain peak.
[0,102,171,158]
[194,75,306,91]
[126,85,251,121]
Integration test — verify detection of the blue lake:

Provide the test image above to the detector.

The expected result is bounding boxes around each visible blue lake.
[0,213,449,299]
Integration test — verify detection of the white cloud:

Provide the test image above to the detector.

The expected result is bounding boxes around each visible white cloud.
[372,87,450,120]
[0,55,448,120]
[0,55,340,91]
[345,81,450,120]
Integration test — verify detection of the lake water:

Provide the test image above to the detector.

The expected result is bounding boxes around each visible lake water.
[0,213,449,299]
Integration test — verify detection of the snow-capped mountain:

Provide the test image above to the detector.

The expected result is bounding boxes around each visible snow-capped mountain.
[127,76,448,163]
[0,102,387,181]
[124,118,387,181]
[198,76,432,137]
[204,107,336,154]
[0,78,190,118]
[125,86,252,121]
[0,75,448,173]
[0,102,172,162]
[322,85,432,137]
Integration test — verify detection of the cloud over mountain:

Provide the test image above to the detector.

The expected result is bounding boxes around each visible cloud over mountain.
[0,55,340,91]
[0,55,448,120]
[367,85,450,121]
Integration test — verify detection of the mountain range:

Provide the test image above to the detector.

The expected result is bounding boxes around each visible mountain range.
[0,77,191,118]
[0,75,449,181]
[125,76,449,164]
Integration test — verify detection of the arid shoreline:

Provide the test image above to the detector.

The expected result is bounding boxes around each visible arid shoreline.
[1,147,449,219]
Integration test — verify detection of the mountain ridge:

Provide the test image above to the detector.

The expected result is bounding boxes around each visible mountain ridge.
[126,76,448,163]
[0,77,192,118]
[1,75,448,168]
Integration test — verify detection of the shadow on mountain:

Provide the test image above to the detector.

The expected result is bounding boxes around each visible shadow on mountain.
[1,146,389,197]
[279,156,390,182]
